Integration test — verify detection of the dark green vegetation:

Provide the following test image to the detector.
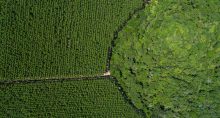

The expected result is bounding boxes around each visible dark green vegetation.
[0,79,143,118]
[0,0,142,80]
[111,0,220,117]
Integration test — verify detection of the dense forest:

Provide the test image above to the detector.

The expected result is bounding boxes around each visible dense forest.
[111,0,220,117]
[1,0,220,117]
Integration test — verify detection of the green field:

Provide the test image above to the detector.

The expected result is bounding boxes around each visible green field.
[1,0,220,117]
[0,79,143,117]
[0,0,145,117]
[111,0,220,117]
[0,0,142,80]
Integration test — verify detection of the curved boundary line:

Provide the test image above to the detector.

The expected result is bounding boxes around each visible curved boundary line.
[106,0,150,117]
[105,0,150,72]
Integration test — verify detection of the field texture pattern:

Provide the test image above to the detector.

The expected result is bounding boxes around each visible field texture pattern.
[0,79,143,117]
[0,0,142,80]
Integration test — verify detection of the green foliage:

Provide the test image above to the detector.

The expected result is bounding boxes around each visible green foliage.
[0,79,143,118]
[0,0,142,80]
[111,0,220,117]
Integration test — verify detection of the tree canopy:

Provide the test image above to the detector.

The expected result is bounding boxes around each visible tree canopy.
[111,0,220,117]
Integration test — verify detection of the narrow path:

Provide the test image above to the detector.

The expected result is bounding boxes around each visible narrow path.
[0,75,111,85]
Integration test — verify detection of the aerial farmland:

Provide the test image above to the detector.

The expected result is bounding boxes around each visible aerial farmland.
[0,0,219,117]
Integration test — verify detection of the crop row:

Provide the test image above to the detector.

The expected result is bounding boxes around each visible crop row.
[0,79,142,117]
[0,0,143,80]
